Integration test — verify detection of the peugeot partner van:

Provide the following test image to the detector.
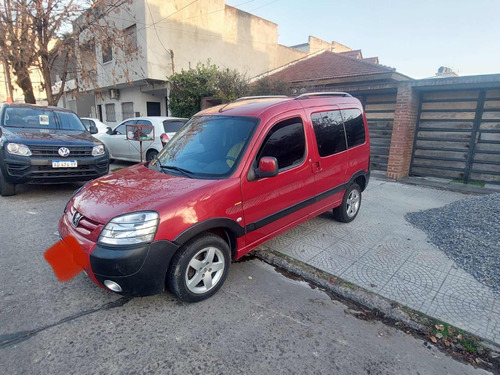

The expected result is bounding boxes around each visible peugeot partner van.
[58,93,370,302]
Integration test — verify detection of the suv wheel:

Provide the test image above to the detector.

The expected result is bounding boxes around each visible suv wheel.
[333,183,361,223]
[0,172,16,196]
[168,234,231,302]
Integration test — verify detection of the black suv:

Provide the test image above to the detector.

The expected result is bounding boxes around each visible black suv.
[0,104,109,196]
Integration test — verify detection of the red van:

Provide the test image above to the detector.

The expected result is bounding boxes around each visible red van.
[58,93,370,302]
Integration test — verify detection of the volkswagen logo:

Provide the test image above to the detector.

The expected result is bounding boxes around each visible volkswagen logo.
[58,147,70,157]
[72,211,83,228]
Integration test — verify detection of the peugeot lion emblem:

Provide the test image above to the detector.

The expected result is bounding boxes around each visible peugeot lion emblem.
[72,212,83,227]
[58,147,70,157]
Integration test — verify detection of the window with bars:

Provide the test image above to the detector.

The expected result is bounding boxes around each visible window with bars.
[121,102,134,120]
[105,103,116,122]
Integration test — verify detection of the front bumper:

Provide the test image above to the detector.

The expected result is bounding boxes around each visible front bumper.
[58,211,179,296]
[90,240,179,296]
[1,153,109,184]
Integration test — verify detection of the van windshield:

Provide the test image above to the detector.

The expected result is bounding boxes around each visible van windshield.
[152,115,258,178]
[2,107,87,131]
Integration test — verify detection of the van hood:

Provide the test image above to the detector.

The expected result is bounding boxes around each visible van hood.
[72,163,219,224]
[2,127,98,146]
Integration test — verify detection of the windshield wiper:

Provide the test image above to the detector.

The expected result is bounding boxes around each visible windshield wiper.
[160,165,193,178]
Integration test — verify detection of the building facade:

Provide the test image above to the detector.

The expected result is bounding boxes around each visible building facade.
[63,0,354,124]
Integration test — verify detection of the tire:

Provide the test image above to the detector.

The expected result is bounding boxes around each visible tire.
[167,233,231,303]
[146,150,159,162]
[0,172,16,196]
[333,183,361,223]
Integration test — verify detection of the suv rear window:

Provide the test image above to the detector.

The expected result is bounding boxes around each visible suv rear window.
[311,110,347,157]
[342,109,365,148]
[2,107,86,131]
[163,120,187,133]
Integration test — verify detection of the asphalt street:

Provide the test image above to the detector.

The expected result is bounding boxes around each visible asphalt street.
[0,181,491,374]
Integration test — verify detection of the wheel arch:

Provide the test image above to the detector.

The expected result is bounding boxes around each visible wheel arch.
[173,218,244,257]
[349,170,370,192]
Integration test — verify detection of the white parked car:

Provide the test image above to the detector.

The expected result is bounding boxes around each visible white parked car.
[81,117,109,135]
[98,116,188,162]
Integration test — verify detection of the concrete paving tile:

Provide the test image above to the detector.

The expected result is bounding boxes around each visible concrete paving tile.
[394,261,450,291]
[425,289,495,341]
[340,262,394,293]
[405,249,455,273]
[340,230,388,248]
[487,299,500,344]
[278,241,324,263]
[363,234,416,262]
[299,214,332,231]
[315,222,355,239]
[308,251,355,276]
[299,230,342,249]
[265,235,296,252]
[320,239,371,260]
[379,274,439,312]
[283,225,312,240]
[423,274,498,340]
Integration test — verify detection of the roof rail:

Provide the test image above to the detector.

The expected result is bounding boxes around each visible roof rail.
[233,95,288,102]
[295,92,352,99]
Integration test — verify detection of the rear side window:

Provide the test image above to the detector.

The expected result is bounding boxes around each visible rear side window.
[257,117,305,171]
[311,110,347,157]
[81,119,94,130]
[342,109,365,148]
[163,120,186,133]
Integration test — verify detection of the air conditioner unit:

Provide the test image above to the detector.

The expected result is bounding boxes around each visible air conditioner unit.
[109,89,120,99]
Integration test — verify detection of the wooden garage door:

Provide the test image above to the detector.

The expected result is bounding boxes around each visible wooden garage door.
[410,89,500,185]
[359,93,396,171]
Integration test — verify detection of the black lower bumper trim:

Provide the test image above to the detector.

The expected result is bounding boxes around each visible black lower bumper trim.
[91,240,179,297]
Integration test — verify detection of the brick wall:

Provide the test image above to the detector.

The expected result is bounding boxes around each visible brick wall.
[386,83,420,180]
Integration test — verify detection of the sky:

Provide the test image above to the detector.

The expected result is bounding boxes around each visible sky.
[225,0,500,79]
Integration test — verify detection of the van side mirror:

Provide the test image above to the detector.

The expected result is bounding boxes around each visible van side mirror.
[89,123,98,134]
[255,156,278,179]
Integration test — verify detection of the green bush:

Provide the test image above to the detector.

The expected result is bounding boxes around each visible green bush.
[169,62,249,118]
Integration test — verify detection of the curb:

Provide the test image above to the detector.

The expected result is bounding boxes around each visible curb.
[254,247,500,354]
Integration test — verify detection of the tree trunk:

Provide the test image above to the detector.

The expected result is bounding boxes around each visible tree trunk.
[15,66,36,104]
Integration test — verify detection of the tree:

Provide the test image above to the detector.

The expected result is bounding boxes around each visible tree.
[169,62,249,118]
[0,0,136,105]
[249,77,291,96]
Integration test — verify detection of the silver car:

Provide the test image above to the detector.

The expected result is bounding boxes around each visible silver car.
[98,116,188,162]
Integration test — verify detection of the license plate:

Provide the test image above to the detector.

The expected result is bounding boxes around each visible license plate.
[52,160,78,168]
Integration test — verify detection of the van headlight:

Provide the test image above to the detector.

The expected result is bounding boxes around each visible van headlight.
[98,211,159,246]
[6,143,32,156]
[92,144,105,156]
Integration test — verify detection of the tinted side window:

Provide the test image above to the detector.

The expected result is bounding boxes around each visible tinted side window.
[136,120,152,126]
[114,124,127,135]
[342,109,365,148]
[163,120,187,133]
[311,110,346,157]
[258,117,305,171]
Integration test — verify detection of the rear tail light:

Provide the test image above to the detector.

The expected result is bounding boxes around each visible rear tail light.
[160,133,169,147]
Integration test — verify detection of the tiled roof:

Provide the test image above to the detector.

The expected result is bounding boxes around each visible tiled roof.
[363,57,379,65]
[258,50,394,83]
[338,50,363,59]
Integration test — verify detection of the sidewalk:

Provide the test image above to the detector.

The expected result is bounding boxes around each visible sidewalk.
[259,177,499,344]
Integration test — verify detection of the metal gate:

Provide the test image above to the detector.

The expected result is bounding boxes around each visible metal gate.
[357,93,396,171]
[410,88,500,185]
